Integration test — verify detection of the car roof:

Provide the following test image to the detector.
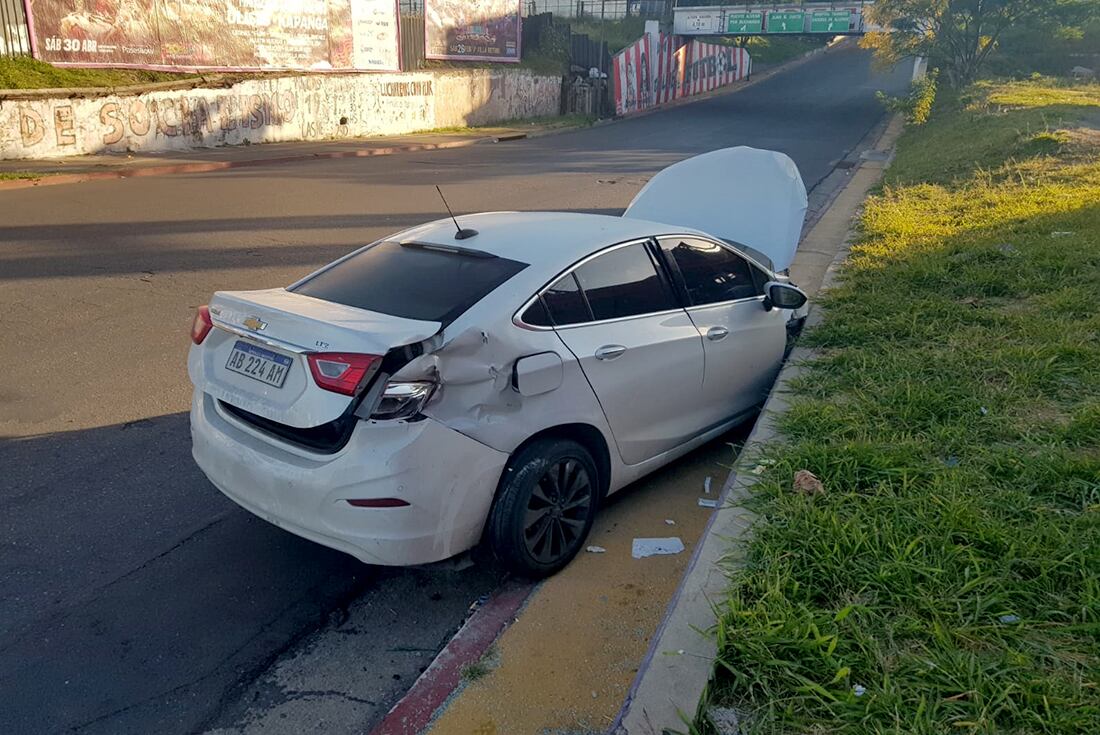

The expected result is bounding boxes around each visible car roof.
[392,211,708,270]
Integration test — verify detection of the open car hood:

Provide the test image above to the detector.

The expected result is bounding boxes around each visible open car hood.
[623,147,808,272]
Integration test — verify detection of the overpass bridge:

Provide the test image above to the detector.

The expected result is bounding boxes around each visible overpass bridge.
[673,2,875,36]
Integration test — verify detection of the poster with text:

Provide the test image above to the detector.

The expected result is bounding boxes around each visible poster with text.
[424,0,520,62]
[27,0,400,72]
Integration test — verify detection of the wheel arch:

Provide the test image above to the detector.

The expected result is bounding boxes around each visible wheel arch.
[506,423,613,498]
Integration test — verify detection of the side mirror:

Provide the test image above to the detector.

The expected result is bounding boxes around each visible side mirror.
[764,282,808,311]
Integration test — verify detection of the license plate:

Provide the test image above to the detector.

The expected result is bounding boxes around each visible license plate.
[225,341,292,388]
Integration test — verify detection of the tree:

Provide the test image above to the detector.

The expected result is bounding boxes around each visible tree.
[861,0,1095,86]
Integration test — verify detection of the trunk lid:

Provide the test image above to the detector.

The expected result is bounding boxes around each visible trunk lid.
[189,288,439,428]
[623,146,808,272]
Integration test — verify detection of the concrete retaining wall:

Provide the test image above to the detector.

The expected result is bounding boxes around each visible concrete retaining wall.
[0,69,561,160]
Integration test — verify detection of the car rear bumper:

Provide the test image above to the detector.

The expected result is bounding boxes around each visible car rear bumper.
[190,390,509,566]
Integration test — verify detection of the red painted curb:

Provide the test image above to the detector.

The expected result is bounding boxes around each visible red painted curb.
[370,579,536,735]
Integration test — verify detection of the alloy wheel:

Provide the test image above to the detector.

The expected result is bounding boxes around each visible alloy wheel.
[522,458,593,564]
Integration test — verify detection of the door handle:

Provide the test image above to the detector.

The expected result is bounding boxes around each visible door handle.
[594,344,627,361]
[706,326,729,341]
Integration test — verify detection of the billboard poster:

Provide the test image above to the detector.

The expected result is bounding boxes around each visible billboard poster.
[424,0,521,62]
[26,0,400,72]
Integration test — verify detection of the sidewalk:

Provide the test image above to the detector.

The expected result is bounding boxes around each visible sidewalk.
[614,114,906,735]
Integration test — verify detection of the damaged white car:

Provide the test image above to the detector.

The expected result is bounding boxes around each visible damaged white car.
[188,147,809,576]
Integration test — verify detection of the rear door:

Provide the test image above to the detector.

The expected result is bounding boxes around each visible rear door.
[548,241,706,465]
[657,236,786,426]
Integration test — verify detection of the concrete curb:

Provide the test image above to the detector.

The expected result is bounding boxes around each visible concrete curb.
[368,579,536,735]
[609,114,904,735]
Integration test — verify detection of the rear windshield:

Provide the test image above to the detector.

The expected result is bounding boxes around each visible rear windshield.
[290,241,527,325]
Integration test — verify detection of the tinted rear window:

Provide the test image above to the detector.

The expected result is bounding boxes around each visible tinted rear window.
[291,242,527,325]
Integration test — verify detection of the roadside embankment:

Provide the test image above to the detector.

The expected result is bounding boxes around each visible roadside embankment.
[697,78,1100,733]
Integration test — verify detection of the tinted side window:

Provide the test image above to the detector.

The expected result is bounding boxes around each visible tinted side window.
[542,273,591,326]
[574,243,676,321]
[661,238,760,305]
[520,297,552,327]
[291,241,527,325]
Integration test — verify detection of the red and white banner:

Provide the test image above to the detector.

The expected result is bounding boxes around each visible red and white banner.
[678,41,750,97]
[612,34,652,116]
[617,33,751,115]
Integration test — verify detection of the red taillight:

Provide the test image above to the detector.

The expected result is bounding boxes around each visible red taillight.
[307,352,380,396]
[191,305,213,345]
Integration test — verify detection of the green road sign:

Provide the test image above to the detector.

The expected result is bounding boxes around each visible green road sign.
[811,10,852,33]
[767,11,805,33]
[726,11,764,34]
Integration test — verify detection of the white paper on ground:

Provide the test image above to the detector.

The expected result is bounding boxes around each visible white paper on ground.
[704,476,712,494]
[698,498,718,508]
[632,537,685,559]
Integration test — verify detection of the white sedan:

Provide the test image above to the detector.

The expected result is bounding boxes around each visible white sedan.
[188,147,809,576]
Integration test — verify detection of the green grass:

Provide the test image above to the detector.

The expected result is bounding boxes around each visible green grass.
[0,55,195,90]
[459,645,498,683]
[741,35,829,66]
[0,171,54,180]
[569,17,648,55]
[704,77,1100,734]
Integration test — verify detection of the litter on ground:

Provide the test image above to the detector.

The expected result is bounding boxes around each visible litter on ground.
[792,470,825,496]
[585,545,606,553]
[704,476,712,494]
[631,537,685,559]
[664,519,676,525]
[698,498,719,508]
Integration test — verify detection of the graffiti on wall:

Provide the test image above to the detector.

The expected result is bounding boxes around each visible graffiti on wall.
[0,71,559,159]
[615,33,751,114]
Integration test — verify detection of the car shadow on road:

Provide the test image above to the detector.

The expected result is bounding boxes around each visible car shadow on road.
[0,413,501,735]
[0,208,626,282]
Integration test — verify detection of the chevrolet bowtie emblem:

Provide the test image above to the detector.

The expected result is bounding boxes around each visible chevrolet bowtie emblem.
[243,316,267,331]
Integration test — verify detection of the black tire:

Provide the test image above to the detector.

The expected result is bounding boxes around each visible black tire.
[487,438,600,578]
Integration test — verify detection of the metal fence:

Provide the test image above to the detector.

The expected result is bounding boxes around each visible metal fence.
[400,14,426,71]
[1,0,31,57]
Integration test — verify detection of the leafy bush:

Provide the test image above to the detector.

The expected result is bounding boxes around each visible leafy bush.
[877,70,939,125]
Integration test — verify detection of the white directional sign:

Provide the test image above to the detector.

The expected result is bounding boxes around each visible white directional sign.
[673,8,723,35]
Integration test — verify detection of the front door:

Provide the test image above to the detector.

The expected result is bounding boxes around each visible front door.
[550,242,706,465]
[658,236,786,428]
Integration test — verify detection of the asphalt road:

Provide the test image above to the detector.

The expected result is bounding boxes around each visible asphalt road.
[0,46,909,734]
